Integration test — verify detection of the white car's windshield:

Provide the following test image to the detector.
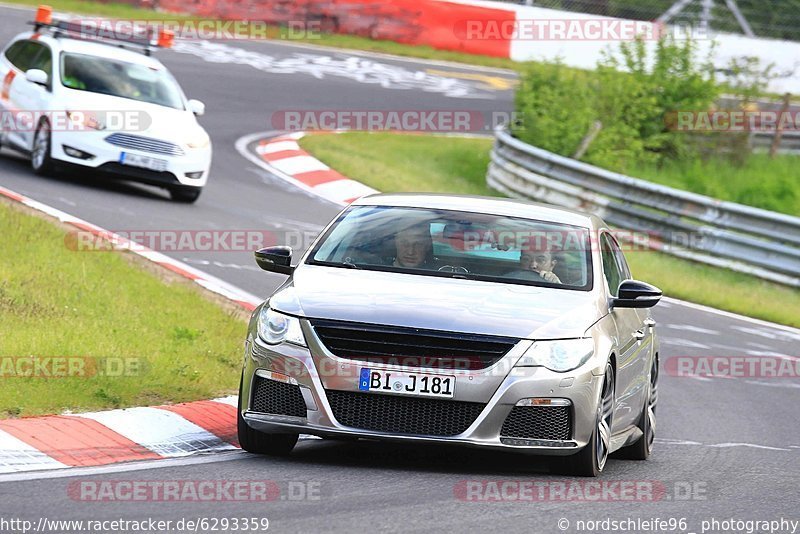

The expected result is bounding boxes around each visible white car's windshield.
[308,206,594,290]
[60,53,184,109]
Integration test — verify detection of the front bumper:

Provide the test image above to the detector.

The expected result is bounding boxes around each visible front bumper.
[50,130,211,187]
[240,319,604,455]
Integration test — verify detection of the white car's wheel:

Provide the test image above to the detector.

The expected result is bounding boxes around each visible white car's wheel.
[169,185,202,203]
[32,120,56,176]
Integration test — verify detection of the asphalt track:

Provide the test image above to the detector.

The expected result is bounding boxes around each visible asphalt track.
[0,5,798,533]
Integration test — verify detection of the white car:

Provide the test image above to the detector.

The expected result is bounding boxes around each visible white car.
[0,11,211,202]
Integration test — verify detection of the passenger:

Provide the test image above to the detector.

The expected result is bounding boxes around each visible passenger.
[393,224,434,268]
[519,246,562,284]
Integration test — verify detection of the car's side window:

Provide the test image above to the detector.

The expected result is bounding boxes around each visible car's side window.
[607,234,632,280]
[6,41,47,73]
[29,44,53,78]
[600,233,622,296]
[3,41,26,66]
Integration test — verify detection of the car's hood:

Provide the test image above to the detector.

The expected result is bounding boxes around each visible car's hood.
[56,91,203,140]
[269,265,606,340]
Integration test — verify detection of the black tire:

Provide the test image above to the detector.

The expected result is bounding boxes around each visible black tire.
[169,186,202,203]
[31,120,56,176]
[565,360,615,477]
[616,353,658,460]
[237,374,298,456]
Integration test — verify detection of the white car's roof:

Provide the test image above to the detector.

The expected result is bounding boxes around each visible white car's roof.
[352,193,603,229]
[15,31,167,69]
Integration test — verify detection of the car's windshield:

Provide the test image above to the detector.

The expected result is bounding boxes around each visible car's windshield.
[308,206,593,290]
[60,53,184,109]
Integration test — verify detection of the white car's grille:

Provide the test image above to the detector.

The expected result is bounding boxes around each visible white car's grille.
[105,133,185,156]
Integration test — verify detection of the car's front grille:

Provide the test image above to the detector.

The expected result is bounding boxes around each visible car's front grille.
[105,133,185,156]
[500,405,572,441]
[250,375,307,417]
[311,319,518,370]
[325,389,484,436]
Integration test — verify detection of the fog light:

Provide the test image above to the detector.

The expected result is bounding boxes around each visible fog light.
[62,145,94,160]
[255,369,298,385]
[185,171,204,179]
[516,398,572,407]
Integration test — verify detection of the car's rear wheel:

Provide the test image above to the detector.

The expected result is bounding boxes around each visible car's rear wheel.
[616,353,658,460]
[169,185,202,203]
[237,374,298,456]
[566,360,614,477]
[32,120,56,176]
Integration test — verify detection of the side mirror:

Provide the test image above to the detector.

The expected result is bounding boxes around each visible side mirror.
[187,99,205,116]
[255,246,293,275]
[612,279,661,309]
[25,69,48,86]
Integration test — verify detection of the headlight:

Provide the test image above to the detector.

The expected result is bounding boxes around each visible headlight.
[515,338,594,372]
[186,130,210,149]
[257,307,306,346]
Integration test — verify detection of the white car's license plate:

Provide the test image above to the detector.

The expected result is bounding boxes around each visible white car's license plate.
[119,152,168,172]
[358,368,455,398]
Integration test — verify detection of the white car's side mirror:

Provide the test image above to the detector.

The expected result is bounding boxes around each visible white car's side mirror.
[25,69,48,86]
[187,99,205,116]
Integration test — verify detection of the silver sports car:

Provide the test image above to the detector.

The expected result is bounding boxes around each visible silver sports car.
[238,194,661,476]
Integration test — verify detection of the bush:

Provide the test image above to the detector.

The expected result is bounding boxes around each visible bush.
[514,36,720,170]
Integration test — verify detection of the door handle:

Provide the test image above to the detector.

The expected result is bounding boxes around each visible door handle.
[632,329,645,341]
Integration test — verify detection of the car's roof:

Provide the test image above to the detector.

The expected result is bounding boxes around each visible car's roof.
[352,193,604,229]
[15,31,166,69]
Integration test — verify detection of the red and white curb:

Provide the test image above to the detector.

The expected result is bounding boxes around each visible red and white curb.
[0,185,265,474]
[0,397,239,474]
[253,132,377,206]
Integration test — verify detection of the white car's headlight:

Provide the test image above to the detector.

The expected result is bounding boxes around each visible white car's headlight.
[515,339,594,372]
[186,130,210,149]
[257,307,306,346]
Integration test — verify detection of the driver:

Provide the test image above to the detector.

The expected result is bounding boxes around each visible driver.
[519,245,562,284]
[393,224,434,268]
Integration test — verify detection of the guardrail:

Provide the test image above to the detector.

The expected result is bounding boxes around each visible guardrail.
[752,130,800,154]
[487,127,800,287]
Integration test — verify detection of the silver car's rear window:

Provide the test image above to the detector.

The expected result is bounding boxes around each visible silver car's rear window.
[307,206,594,291]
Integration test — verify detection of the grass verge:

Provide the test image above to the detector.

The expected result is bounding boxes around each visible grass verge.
[299,131,800,328]
[2,0,521,71]
[0,199,247,417]
[630,155,799,216]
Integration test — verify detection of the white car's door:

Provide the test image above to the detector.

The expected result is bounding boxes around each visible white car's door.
[7,40,53,149]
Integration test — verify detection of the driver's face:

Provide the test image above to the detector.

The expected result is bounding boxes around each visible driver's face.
[520,250,555,274]
[396,229,430,268]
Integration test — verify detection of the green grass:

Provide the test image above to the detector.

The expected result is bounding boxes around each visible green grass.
[0,201,247,417]
[3,0,522,71]
[300,133,498,196]
[299,131,800,328]
[630,155,799,216]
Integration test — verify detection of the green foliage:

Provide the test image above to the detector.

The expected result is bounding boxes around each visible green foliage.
[515,36,719,169]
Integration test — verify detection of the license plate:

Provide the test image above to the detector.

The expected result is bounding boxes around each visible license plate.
[119,152,168,172]
[359,368,455,398]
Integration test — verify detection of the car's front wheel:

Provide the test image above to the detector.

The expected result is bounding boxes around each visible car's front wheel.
[566,360,615,477]
[237,374,298,456]
[616,353,658,460]
[32,120,56,176]
[169,185,202,203]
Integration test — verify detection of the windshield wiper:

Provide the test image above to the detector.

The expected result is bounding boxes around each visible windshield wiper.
[340,260,360,269]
